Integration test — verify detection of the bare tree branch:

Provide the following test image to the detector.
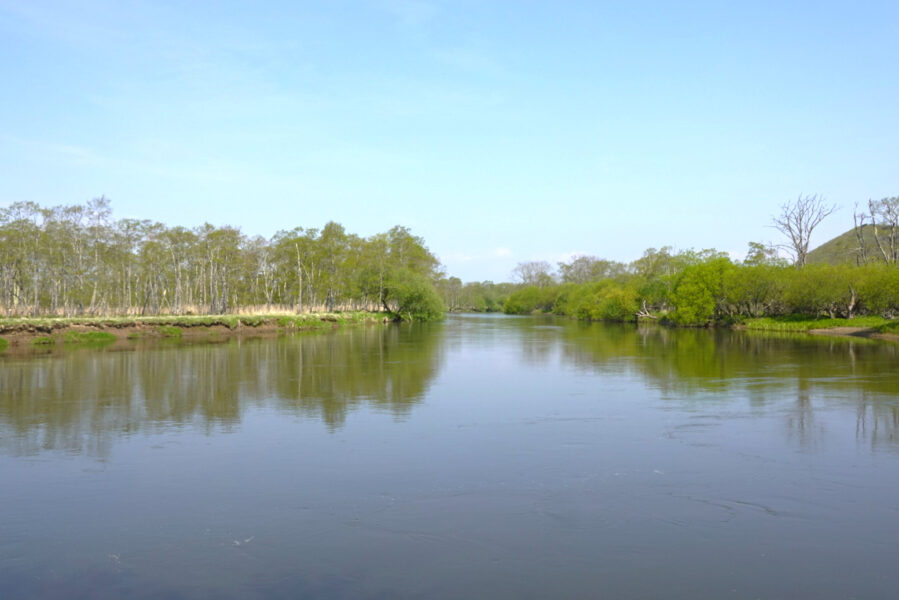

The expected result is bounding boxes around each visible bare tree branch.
[771,194,837,268]
[853,202,870,266]
[867,197,899,264]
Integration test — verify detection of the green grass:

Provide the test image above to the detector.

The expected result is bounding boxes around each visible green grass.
[0,312,385,344]
[62,331,117,344]
[276,315,331,330]
[0,337,7,353]
[742,315,891,332]
[275,312,376,330]
[30,336,55,346]
[158,325,183,338]
[872,320,899,334]
[0,311,381,328]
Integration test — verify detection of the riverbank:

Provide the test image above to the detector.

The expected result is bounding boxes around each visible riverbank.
[0,312,388,352]
[738,315,899,342]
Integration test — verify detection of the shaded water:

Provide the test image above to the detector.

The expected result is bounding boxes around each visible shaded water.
[1,314,898,599]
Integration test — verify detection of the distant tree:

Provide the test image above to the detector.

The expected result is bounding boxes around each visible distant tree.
[558,255,626,284]
[743,241,787,267]
[0,198,446,319]
[436,276,463,311]
[772,194,837,268]
[512,260,555,287]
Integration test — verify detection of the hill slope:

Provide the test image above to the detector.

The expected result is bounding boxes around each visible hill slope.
[807,225,894,265]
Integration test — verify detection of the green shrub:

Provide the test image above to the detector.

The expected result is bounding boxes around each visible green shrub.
[595,287,639,322]
[503,285,559,315]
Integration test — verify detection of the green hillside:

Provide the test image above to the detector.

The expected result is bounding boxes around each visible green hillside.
[807,225,894,265]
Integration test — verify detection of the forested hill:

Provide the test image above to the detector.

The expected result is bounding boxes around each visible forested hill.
[0,199,445,320]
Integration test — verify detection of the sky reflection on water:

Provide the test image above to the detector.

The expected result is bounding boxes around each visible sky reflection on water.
[1,315,898,599]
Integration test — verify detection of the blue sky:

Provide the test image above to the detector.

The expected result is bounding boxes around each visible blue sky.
[1,1,897,281]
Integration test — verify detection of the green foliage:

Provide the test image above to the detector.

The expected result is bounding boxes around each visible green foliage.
[594,287,640,322]
[0,337,7,352]
[492,245,899,331]
[62,331,116,344]
[558,255,627,284]
[722,265,786,317]
[669,258,735,326]
[873,320,899,334]
[856,264,899,316]
[158,326,183,338]
[219,316,240,329]
[30,336,55,346]
[551,282,587,316]
[0,199,441,318]
[783,265,859,318]
[743,242,788,267]
[383,270,445,321]
[435,278,513,313]
[556,281,638,322]
[503,284,560,314]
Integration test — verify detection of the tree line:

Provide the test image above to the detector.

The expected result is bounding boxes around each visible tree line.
[503,195,899,325]
[503,248,899,325]
[0,198,444,319]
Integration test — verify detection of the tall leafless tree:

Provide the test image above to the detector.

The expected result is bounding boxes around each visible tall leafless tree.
[852,202,871,265]
[868,197,899,264]
[772,194,837,268]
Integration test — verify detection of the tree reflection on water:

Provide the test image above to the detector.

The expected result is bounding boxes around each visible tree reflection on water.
[0,323,444,457]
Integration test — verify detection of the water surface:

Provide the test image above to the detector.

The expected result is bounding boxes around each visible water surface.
[1,315,898,598]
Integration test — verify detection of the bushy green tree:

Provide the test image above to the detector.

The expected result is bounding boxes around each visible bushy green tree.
[574,284,639,322]
[722,265,787,317]
[669,258,735,325]
[503,284,560,314]
[382,269,445,321]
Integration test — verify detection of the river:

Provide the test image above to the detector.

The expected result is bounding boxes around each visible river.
[1,313,897,599]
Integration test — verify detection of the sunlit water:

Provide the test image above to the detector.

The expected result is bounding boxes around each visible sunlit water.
[1,314,898,599]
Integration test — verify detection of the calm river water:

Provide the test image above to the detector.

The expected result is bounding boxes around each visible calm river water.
[1,314,898,599]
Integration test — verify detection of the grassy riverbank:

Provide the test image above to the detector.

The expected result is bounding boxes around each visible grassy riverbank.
[740,315,889,332]
[0,311,387,352]
[740,315,899,340]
